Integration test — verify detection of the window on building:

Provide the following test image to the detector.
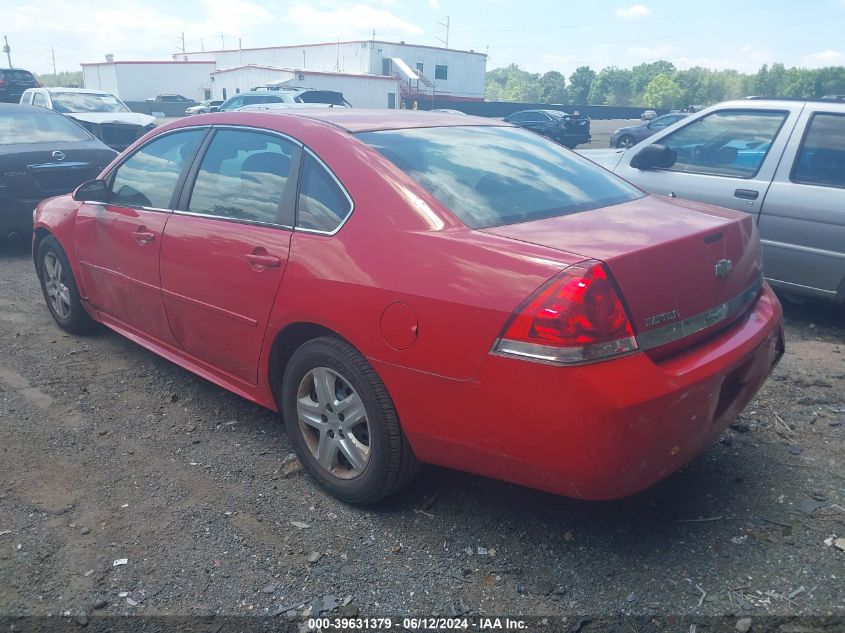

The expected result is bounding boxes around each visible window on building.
[297,152,352,233]
[222,88,227,99]
[235,88,240,94]
[435,64,448,80]
[416,62,424,74]
[792,113,845,188]
[382,58,392,76]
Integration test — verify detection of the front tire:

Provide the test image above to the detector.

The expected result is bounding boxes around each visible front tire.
[281,336,419,505]
[36,235,98,335]
[616,135,635,149]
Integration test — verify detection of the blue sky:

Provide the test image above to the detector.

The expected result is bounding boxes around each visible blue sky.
[6,0,844,76]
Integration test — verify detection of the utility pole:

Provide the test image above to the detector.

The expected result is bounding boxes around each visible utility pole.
[435,16,450,48]
[174,32,185,54]
[50,45,57,75]
[3,35,12,68]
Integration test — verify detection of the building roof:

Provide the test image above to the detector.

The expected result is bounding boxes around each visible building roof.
[179,39,487,58]
[210,65,399,81]
[81,60,216,66]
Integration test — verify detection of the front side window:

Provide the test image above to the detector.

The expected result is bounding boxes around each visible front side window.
[359,125,643,229]
[110,129,205,209]
[0,107,91,144]
[657,109,787,178]
[188,129,297,224]
[435,64,448,80]
[297,152,352,233]
[792,113,845,189]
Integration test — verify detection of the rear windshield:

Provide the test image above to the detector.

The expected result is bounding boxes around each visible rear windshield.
[52,92,129,113]
[297,91,346,106]
[0,108,91,144]
[1,69,35,81]
[358,126,643,228]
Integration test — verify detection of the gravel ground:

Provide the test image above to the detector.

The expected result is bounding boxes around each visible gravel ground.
[0,240,844,625]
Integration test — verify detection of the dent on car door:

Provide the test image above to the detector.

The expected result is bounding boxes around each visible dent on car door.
[759,111,845,299]
[614,108,799,216]
[159,128,300,384]
[74,128,206,342]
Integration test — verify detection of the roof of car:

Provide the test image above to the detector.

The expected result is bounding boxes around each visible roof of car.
[249,108,505,132]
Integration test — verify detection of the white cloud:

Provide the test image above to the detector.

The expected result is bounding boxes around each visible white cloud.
[429,0,441,8]
[803,49,845,65]
[628,44,673,59]
[615,4,651,19]
[286,3,423,40]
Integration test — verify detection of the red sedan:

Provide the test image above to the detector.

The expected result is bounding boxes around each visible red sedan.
[32,110,784,505]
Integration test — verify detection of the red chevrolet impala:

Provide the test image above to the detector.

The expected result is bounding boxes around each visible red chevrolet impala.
[32,110,784,504]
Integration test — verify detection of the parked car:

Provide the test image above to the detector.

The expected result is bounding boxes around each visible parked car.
[610,113,689,148]
[146,94,193,103]
[33,109,783,505]
[252,87,351,107]
[215,92,289,112]
[20,87,156,151]
[0,103,116,238]
[185,99,223,115]
[502,109,591,148]
[0,68,39,103]
[641,109,657,121]
[580,99,845,304]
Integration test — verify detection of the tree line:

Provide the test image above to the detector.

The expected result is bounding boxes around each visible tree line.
[486,61,845,108]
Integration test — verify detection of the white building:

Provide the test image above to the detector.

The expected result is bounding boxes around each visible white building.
[210,65,401,109]
[176,40,487,104]
[81,60,216,102]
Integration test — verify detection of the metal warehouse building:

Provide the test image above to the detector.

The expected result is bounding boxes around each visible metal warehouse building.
[81,60,216,102]
[82,40,486,109]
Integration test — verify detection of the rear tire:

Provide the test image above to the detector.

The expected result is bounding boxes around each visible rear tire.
[36,235,98,335]
[281,336,419,505]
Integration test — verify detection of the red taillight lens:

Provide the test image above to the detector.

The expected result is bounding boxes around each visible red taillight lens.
[494,260,638,364]
[0,80,7,88]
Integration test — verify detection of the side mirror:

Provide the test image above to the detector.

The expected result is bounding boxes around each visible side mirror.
[630,144,677,170]
[73,179,110,203]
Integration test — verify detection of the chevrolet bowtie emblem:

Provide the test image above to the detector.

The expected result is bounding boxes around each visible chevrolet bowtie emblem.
[715,259,733,278]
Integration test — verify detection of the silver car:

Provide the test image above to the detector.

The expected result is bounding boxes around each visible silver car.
[581,99,845,304]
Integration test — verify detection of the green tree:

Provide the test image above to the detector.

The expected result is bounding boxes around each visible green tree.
[588,66,633,105]
[630,61,677,100]
[35,71,83,88]
[537,71,567,103]
[567,66,595,104]
[485,64,541,102]
[642,73,684,108]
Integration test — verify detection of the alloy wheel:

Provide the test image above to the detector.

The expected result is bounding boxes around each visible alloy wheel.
[296,367,371,479]
[43,252,72,319]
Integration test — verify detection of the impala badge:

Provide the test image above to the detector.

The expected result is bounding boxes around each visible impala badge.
[715,259,733,278]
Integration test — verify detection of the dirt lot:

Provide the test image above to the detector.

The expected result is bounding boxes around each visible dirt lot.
[1,240,844,625]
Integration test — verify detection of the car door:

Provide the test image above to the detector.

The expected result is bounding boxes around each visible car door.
[614,107,802,216]
[159,127,300,384]
[74,128,207,344]
[757,109,845,299]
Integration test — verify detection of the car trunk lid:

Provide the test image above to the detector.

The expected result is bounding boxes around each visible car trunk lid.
[0,143,110,199]
[483,195,763,359]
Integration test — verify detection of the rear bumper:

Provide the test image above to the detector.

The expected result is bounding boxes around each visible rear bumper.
[375,284,784,499]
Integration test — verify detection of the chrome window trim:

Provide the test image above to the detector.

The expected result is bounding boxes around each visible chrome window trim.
[294,147,355,237]
[637,276,764,350]
[172,208,293,231]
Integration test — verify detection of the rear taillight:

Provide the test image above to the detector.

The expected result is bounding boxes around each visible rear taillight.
[0,80,7,88]
[493,260,638,364]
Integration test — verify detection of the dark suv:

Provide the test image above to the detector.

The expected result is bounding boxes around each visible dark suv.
[0,68,39,103]
[503,109,591,148]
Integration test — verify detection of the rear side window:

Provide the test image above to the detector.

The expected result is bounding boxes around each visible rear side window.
[242,95,282,106]
[0,107,90,144]
[32,93,48,107]
[359,125,643,229]
[296,152,352,233]
[110,130,205,209]
[792,113,845,189]
[188,129,298,224]
[657,109,787,178]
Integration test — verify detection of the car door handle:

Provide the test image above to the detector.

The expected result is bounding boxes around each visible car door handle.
[245,253,282,269]
[734,188,759,200]
[133,229,156,244]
